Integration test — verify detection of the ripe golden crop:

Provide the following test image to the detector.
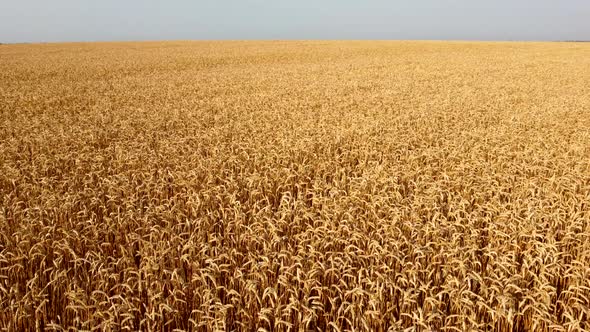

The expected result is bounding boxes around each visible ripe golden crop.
[1,41,589,331]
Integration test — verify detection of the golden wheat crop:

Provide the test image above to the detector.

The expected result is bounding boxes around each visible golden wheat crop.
[1,40,590,331]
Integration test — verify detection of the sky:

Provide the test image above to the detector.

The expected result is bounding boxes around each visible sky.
[0,0,589,43]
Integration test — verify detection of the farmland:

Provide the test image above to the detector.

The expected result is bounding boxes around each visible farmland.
[1,41,590,331]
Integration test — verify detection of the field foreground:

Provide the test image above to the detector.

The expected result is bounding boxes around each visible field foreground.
[1,41,590,331]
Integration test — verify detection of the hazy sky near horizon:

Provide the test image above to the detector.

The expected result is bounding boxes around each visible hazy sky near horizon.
[1,0,589,43]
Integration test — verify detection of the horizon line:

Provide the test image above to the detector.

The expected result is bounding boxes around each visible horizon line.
[2,38,589,45]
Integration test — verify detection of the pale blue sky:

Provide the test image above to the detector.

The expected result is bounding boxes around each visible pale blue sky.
[1,0,589,43]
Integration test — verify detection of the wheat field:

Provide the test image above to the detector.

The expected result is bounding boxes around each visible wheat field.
[1,41,590,331]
